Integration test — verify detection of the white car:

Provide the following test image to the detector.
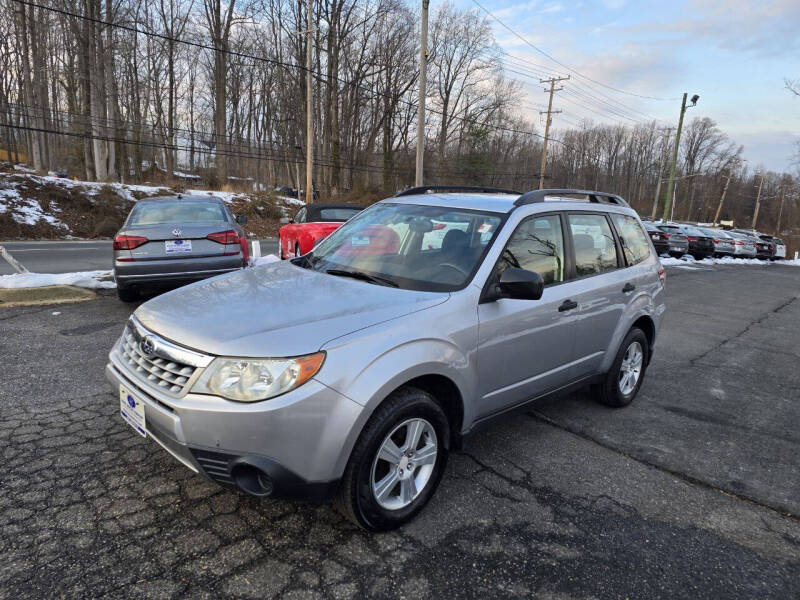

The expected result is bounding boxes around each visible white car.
[771,237,786,259]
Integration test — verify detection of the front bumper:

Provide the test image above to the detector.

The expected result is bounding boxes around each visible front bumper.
[106,343,362,500]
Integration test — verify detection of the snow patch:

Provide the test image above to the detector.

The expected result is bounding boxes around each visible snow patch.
[185,189,246,203]
[0,270,115,289]
[10,198,67,228]
[252,254,280,266]
[660,255,800,267]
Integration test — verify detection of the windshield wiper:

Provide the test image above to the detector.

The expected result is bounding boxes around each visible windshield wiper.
[325,269,399,288]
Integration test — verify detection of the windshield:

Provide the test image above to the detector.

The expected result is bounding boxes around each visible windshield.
[128,201,227,225]
[302,202,504,292]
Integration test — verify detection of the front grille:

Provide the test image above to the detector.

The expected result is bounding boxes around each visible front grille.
[119,327,196,395]
[191,449,236,486]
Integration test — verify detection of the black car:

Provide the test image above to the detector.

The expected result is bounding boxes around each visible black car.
[643,222,669,255]
[657,224,714,259]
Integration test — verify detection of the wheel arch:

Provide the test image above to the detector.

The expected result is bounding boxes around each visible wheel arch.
[631,314,656,362]
[388,374,465,450]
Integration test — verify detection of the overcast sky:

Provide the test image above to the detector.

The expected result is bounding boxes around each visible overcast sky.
[453,0,800,173]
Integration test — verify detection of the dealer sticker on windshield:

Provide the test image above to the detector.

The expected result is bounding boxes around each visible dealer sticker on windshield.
[165,239,192,254]
[119,385,146,437]
[350,236,370,246]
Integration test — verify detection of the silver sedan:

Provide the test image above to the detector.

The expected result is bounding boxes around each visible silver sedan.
[698,228,735,256]
[725,231,757,257]
[113,196,248,302]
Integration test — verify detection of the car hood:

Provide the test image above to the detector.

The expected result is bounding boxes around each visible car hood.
[134,261,448,357]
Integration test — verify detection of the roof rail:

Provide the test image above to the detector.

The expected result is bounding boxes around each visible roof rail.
[514,188,629,207]
[394,185,521,197]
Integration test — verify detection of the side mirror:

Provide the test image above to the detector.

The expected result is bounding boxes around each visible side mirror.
[236,214,247,224]
[496,268,544,300]
[279,217,290,225]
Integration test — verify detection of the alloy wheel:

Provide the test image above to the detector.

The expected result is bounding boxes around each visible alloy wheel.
[371,418,438,511]
[618,341,643,395]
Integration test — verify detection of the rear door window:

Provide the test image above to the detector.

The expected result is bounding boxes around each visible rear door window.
[568,213,619,276]
[610,214,651,265]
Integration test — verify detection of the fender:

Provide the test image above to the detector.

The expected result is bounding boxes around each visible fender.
[315,293,479,478]
[600,288,659,373]
[323,340,475,479]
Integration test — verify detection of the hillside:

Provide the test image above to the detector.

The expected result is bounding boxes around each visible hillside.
[0,164,302,240]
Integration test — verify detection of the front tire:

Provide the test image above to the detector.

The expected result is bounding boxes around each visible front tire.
[336,387,449,532]
[594,327,649,408]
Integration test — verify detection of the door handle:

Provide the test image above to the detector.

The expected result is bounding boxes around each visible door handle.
[622,283,636,293]
[558,299,578,312]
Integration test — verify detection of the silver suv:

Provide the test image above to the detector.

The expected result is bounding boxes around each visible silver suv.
[106,186,666,531]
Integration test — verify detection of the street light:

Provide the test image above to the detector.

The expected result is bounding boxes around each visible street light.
[661,92,700,221]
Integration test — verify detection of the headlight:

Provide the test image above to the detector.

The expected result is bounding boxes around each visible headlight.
[191,352,325,402]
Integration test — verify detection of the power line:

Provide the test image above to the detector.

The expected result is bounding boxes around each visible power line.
[0,121,547,181]
[12,0,573,151]
[469,0,680,102]
[497,52,663,126]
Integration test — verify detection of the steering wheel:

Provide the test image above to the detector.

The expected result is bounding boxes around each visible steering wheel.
[439,262,469,277]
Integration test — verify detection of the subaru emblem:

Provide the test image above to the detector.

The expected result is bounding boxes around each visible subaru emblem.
[172,228,182,237]
[139,335,156,358]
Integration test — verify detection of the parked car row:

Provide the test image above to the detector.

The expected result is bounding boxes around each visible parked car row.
[642,220,786,261]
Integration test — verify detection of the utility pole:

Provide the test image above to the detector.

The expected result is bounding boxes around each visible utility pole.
[775,187,786,235]
[651,128,673,220]
[538,75,569,190]
[713,168,735,225]
[415,0,430,187]
[751,173,764,229]
[305,0,313,204]
[662,92,699,221]
[670,188,676,222]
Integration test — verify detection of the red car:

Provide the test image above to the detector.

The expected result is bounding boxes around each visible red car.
[279,203,363,258]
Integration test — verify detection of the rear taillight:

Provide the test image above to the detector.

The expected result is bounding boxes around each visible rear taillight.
[658,266,666,287]
[733,240,743,246]
[113,235,148,250]
[686,236,697,242]
[207,230,240,245]
[661,232,670,239]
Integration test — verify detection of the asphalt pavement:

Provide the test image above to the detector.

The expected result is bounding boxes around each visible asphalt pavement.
[0,239,280,275]
[0,264,798,598]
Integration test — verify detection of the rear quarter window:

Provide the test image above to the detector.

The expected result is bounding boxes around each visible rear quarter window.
[610,214,651,265]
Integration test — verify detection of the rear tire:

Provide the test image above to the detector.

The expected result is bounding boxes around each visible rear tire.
[335,387,449,532]
[116,285,139,303]
[594,327,649,408]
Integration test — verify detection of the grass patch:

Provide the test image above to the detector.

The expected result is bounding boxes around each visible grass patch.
[0,285,96,307]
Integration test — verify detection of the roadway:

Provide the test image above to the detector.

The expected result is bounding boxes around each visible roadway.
[0,239,281,275]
